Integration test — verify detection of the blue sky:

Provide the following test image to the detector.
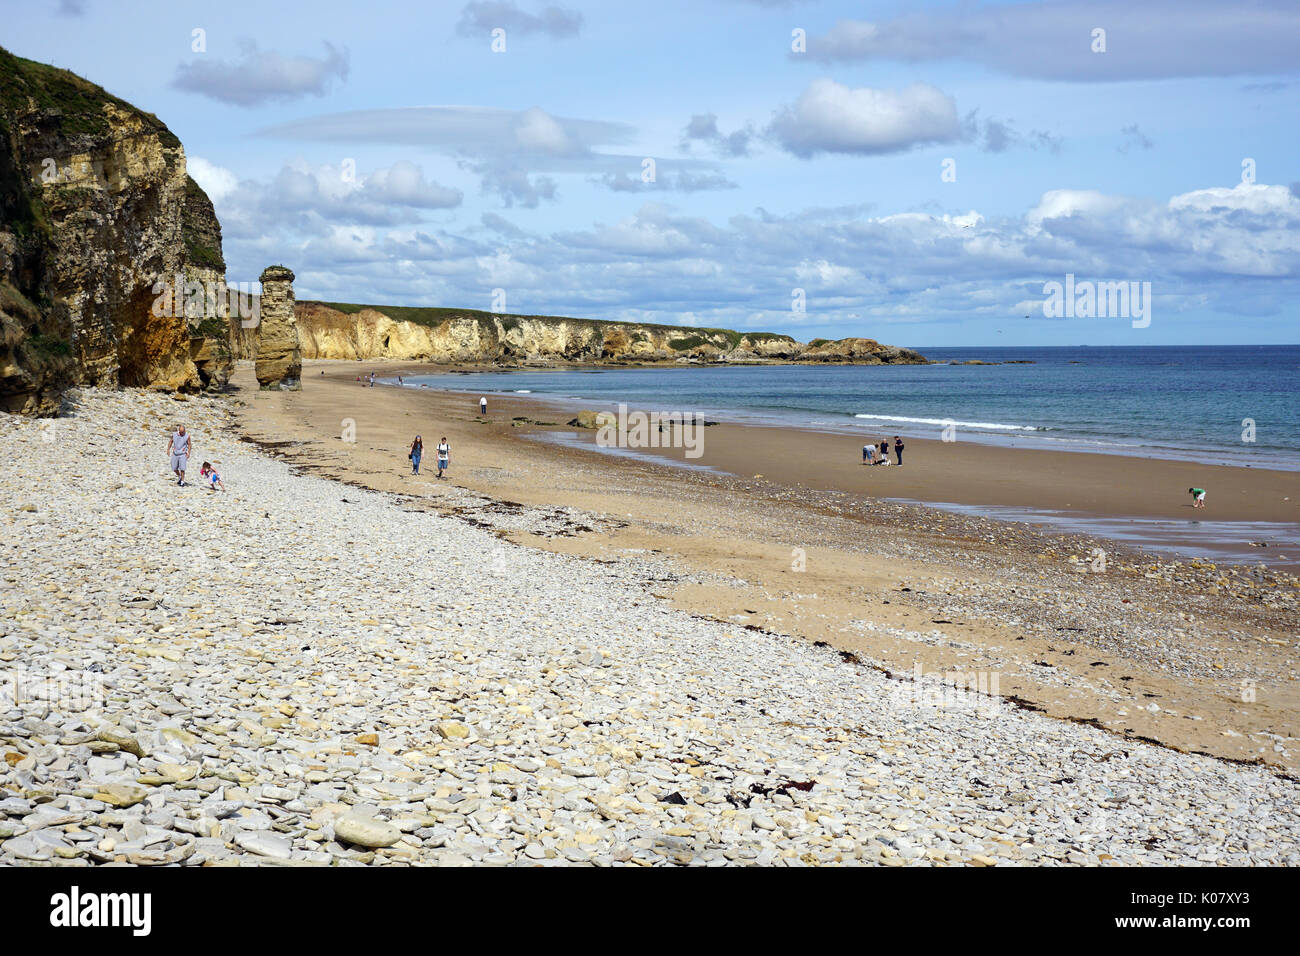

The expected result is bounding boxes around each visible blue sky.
[9,0,1300,345]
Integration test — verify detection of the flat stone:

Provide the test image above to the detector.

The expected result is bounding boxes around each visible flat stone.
[94,783,149,808]
[234,831,292,859]
[96,726,145,758]
[435,722,470,740]
[334,812,402,848]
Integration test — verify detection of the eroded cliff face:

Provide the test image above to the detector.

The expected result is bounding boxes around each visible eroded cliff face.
[286,303,928,366]
[0,47,229,415]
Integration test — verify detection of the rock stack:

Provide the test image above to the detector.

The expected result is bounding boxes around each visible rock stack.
[255,265,300,390]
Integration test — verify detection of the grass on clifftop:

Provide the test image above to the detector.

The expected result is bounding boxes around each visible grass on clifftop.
[0,46,180,148]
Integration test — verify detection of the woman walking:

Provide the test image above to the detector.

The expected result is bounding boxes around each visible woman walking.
[409,435,423,475]
[436,437,450,479]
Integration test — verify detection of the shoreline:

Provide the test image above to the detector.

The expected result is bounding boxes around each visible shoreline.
[232,360,1299,775]
[375,365,1300,570]
[388,358,1300,473]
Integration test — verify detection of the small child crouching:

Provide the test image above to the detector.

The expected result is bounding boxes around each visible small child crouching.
[200,461,224,492]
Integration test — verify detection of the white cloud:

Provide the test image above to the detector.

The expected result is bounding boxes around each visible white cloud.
[259,105,632,158]
[362,160,463,209]
[456,2,582,39]
[768,80,960,157]
[217,182,1300,333]
[1027,189,1131,228]
[513,107,583,156]
[802,1,1300,81]
[259,104,724,206]
[681,112,755,157]
[210,159,461,241]
[187,156,238,203]
[1170,182,1299,217]
[171,39,349,107]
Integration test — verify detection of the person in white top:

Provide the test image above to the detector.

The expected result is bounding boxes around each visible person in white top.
[479,396,488,416]
[436,438,450,479]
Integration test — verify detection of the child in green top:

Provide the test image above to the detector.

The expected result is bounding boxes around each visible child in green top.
[1189,487,1206,508]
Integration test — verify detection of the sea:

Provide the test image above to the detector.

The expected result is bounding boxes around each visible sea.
[402,345,1300,470]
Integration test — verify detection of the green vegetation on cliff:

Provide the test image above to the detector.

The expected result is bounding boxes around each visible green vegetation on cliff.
[0,46,179,148]
[182,175,225,272]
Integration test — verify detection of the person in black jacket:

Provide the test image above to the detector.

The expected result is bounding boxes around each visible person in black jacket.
[894,436,905,466]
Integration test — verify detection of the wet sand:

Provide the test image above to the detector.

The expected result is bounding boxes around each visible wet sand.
[231,360,1300,774]
[520,406,1300,568]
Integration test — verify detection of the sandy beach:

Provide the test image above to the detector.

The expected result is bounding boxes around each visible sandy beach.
[2,377,1298,868]
[7,0,1300,885]
[233,360,1299,777]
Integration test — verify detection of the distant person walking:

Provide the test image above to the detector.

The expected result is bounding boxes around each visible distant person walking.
[436,438,450,479]
[1189,487,1206,509]
[862,443,875,465]
[479,396,488,416]
[409,435,423,475]
[167,424,191,486]
[894,436,905,466]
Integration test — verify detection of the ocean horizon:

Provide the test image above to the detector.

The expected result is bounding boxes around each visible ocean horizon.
[398,344,1300,471]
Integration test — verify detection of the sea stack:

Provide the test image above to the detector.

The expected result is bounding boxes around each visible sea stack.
[256,265,301,390]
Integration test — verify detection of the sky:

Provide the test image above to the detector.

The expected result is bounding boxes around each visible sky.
[7,0,1300,346]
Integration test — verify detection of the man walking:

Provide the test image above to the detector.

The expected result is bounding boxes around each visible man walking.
[479,396,488,416]
[167,424,192,486]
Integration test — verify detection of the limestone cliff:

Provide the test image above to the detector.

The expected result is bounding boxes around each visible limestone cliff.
[181,174,231,390]
[281,302,928,366]
[0,46,229,415]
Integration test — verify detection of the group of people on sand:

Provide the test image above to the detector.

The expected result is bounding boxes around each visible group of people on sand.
[405,395,485,479]
[408,435,450,478]
[407,397,486,479]
[165,423,223,491]
[862,435,904,466]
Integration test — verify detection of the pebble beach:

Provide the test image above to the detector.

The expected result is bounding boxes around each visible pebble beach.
[1,385,1298,866]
